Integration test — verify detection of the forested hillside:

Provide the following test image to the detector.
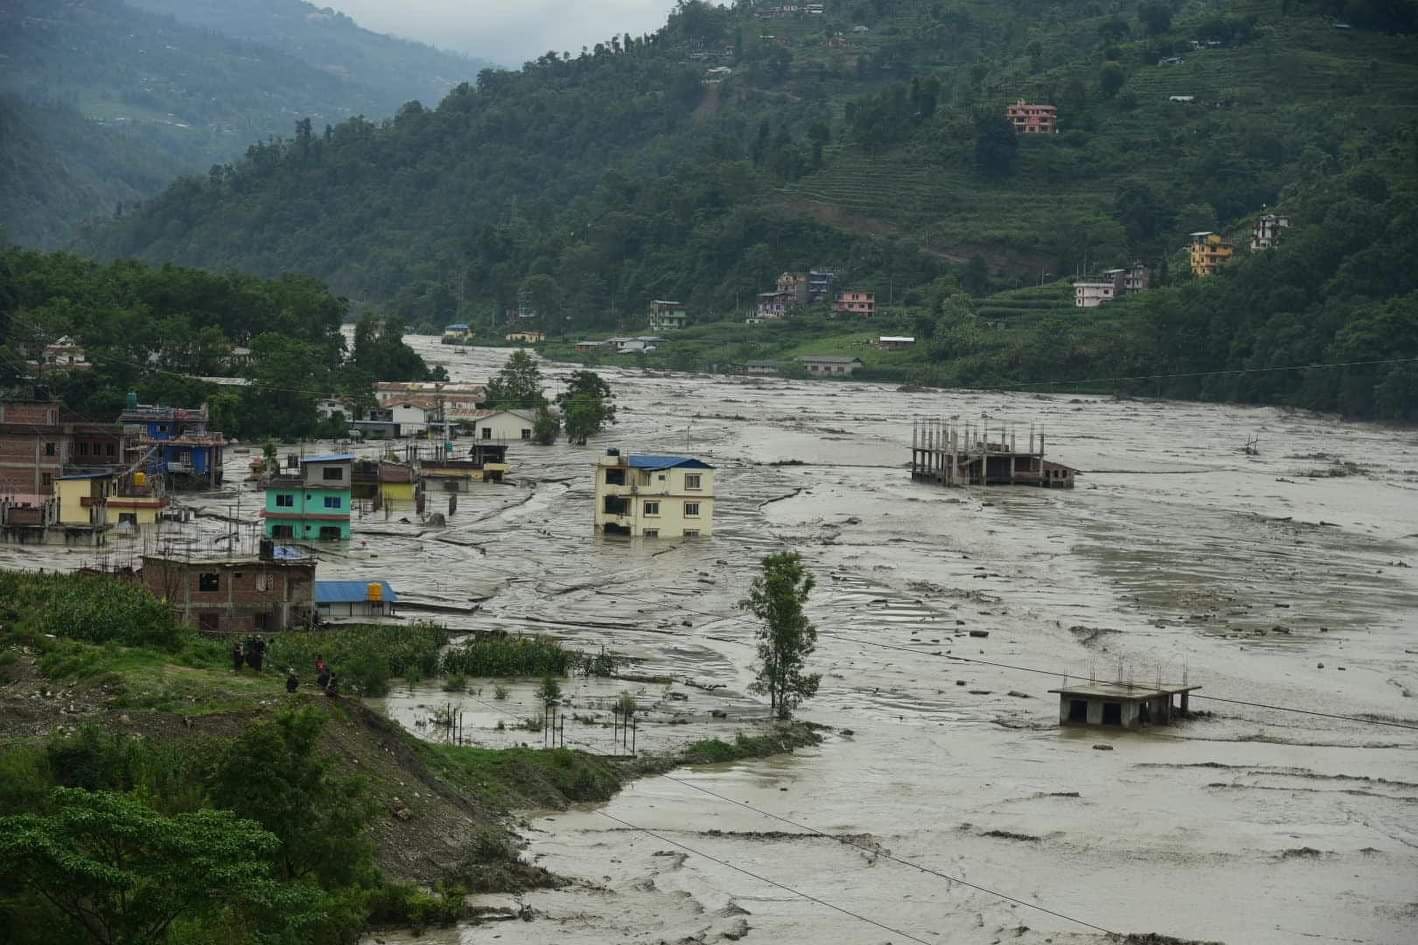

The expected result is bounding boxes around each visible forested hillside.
[90,0,1417,321]
[0,0,484,247]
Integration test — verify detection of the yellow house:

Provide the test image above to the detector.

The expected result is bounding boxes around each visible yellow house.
[58,471,168,529]
[419,443,510,493]
[505,330,545,344]
[56,472,116,526]
[1189,231,1233,277]
[593,450,714,538]
[378,462,416,506]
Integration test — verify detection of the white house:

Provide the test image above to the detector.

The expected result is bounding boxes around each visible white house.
[469,409,536,442]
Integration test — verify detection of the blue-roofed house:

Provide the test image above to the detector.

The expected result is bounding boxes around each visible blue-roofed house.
[315,580,398,619]
[594,448,714,538]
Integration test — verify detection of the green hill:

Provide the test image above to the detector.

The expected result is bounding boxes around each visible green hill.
[0,0,486,247]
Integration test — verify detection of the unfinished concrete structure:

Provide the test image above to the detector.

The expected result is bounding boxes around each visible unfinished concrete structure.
[142,550,316,633]
[1048,680,1200,728]
[911,420,1076,488]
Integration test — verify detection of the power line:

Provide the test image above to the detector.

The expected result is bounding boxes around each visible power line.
[589,809,939,945]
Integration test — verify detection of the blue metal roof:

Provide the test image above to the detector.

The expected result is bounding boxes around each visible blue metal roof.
[626,454,714,471]
[315,580,398,605]
[301,453,355,464]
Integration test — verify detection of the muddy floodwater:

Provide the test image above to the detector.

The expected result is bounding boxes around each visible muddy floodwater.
[10,339,1417,944]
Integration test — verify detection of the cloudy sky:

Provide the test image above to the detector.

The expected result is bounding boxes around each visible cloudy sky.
[326,1,683,66]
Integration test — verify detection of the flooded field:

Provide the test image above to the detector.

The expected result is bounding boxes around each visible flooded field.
[8,340,1417,944]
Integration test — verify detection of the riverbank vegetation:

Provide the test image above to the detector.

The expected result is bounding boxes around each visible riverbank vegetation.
[0,569,823,942]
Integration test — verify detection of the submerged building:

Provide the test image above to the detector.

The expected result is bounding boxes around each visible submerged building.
[118,397,226,490]
[594,449,714,538]
[911,420,1076,488]
[261,453,353,541]
[1049,680,1200,728]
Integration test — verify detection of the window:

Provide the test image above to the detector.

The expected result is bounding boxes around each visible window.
[118,513,136,526]
[198,612,220,632]
[272,525,294,539]
[642,528,658,538]
[275,494,295,508]
[322,466,344,482]
[323,495,342,510]
[106,443,115,456]
[685,474,702,490]
[44,442,56,456]
[605,468,625,486]
[318,526,343,540]
[482,427,492,439]
[684,502,700,518]
[252,613,270,631]
[198,572,220,592]
[683,529,700,538]
[78,441,89,456]
[40,473,52,488]
[643,500,660,516]
[520,428,531,440]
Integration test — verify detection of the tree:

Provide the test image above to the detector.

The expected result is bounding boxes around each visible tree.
[739,552,820,720]
[532,405,560,445]
[1138,2,1173,36]
[555,370,616,445]
[209,708,376,889]
[484,350,547,410]
[972,114,1017,178]
[1099,63,1127,98]
[0,788,302,945]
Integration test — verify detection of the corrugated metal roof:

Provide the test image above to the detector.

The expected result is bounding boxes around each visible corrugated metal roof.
[626,454,714,471]
[315,580,398,604]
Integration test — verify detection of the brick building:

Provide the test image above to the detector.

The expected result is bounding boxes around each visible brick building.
[142,552,316,633]
[834,291,876,317]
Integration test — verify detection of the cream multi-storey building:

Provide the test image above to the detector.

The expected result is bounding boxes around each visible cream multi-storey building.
[594,450,715,538]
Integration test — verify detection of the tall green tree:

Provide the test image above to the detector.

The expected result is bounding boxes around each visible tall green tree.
[0,788,304,945]
[484,350,547,410]
[209,709,376,889]
[972,114,1017,178]
[555,370,617,445]
[740,552,820,721]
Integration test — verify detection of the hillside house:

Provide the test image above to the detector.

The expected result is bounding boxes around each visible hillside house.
[649,300,688,331]
[807,269,836,302]
[262,453,353,541]
[800,355,864,376]
[142,551,316,633]
[1189,232,1234,277]
[441,323,471,344]
[1251,213,1290,251]
[505,330,545,344]
[756,292,789,318]
[877,336,915,350]
[0,397,129,500]
[776,272,809,306]
[743,361,780,376]
[374,382,485,424]
[42,336,91,371]
[835,291,876,317]
[1006,99,1057,134]
[594,449,714,538]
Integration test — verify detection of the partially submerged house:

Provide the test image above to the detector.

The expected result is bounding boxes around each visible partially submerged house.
[261,453,354,541]
[1049,680,1200,728]
[594,449,714,538]
[117,397,225,490]
[420,442,509,491]
[315,580,398,620]
[911,420,1076,488]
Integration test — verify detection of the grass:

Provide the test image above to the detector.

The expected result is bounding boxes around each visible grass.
[417,744,625,808]
[439,635,574,677]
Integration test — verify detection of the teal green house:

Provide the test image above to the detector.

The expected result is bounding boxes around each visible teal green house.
[261,454,353,541]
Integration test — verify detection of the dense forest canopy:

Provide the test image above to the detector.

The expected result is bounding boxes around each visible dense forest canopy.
[0,248,438,438]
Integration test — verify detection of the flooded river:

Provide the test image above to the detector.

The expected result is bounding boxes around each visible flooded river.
[9,340,1416,944]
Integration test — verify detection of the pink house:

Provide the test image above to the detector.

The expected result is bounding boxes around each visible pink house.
[834,291,876,317]
[1006,100,1057,134]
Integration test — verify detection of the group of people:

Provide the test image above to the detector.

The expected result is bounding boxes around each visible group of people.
[281,654,339,698]
[230,635,269,673]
